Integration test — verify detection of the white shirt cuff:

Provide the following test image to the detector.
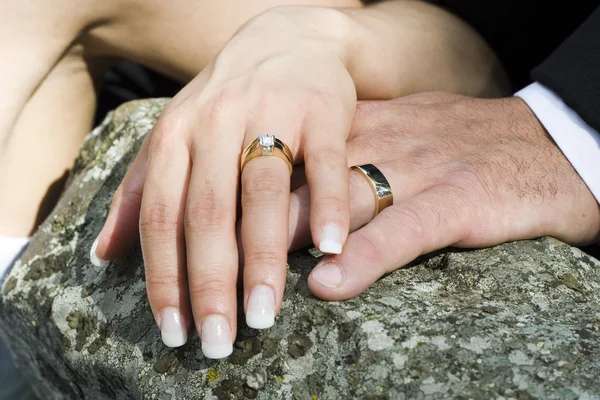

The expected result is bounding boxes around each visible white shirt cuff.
[515,82,600,205]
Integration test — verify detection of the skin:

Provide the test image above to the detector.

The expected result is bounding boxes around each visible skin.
[0,0,365,237]
[2,0,509,358]
[91,1,510,357]
[0,1,105,237]
[287,94,600,300]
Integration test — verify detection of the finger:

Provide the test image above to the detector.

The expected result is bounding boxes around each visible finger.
[304,107,352,255]
[185,110,244,359]
[91,136,150,266]
[241,149,290,330]
[139,115,192,348]
[308,184,470,300]
[288,154,434,251]
[288,183,311,251]
[92,66,215,264]
[288,167,375,252]
[239,85,305,330]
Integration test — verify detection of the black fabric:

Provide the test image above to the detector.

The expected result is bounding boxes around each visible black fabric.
[532,7,600,133]
[95,61,182,125]
[95,3,600,132]
[433,1,599,131]
[432,0,598,90]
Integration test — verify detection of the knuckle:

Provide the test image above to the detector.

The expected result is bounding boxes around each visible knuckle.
[117,185,143,211]
[446,159,496,201]
[386,205,428,237]
[202,93,231,129]
[242,169,287,203]
[196,86,245,133]
[409,142,448,164]
[149,113,185,156]
[244,248,285,268]
[349,230,384,265]
[306,90,348,116]
[146,269,187,293]
[188,274,231,299]
[355,101,378,117]
[140,201,179,235]
[184,193,231,233]
[313,194,347,215]
[307,89,335,107]
[447,159,482,180]
[252,88,302,123]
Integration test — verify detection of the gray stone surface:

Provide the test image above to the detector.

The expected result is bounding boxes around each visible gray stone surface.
[2,99,600,400]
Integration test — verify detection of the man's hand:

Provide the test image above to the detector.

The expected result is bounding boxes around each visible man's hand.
[90,0,509,359]
[287,92,600,300]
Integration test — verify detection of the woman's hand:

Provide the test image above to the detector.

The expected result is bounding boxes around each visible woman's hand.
[92,7,358,358]
[288,93,600,300]
[91,0,511,359]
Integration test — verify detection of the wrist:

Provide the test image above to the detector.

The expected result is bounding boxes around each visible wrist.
[259,6,358,63]
[341,1,510,98]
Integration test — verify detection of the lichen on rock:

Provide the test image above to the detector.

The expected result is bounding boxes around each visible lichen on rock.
[1,99,600,399]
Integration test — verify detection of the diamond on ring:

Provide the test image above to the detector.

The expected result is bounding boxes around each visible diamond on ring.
[241,134,294,174]
[258,134,275,153]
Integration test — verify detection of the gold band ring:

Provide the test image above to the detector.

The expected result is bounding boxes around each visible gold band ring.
[241,134,293,175]
[351,164,393,215]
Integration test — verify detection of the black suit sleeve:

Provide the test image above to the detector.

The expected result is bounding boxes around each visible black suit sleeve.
[532,7,600,132]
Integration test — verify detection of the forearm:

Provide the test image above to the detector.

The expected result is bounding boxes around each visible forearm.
[0,45,102,236]
[0,0,112,140]
[81,0,363,83]
[0,0,111,236]
[343,0,510,98]
[267,1,508,99]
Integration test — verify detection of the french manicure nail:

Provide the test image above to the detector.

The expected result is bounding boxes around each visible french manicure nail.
[246,285,275,329]
[201,315,233,359]
[90,236,108,267]
[319,223,343,254]
[159,308,187,347]
[311,260,344,288]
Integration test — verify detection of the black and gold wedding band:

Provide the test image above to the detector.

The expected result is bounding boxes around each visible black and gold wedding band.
[351,164,393,215]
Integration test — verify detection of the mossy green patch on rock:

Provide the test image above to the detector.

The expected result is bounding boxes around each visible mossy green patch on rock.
[559,273,585,292]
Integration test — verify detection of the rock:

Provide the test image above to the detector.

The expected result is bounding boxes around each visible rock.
[245,367,267,390]
[2,99,600,399]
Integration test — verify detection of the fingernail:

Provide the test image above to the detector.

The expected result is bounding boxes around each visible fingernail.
[246,285,275,329]
[90,236,108,267]
[159,308,188,347]
[311,260,344,288]
[201,315,233,359]
[319,223,343,254]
